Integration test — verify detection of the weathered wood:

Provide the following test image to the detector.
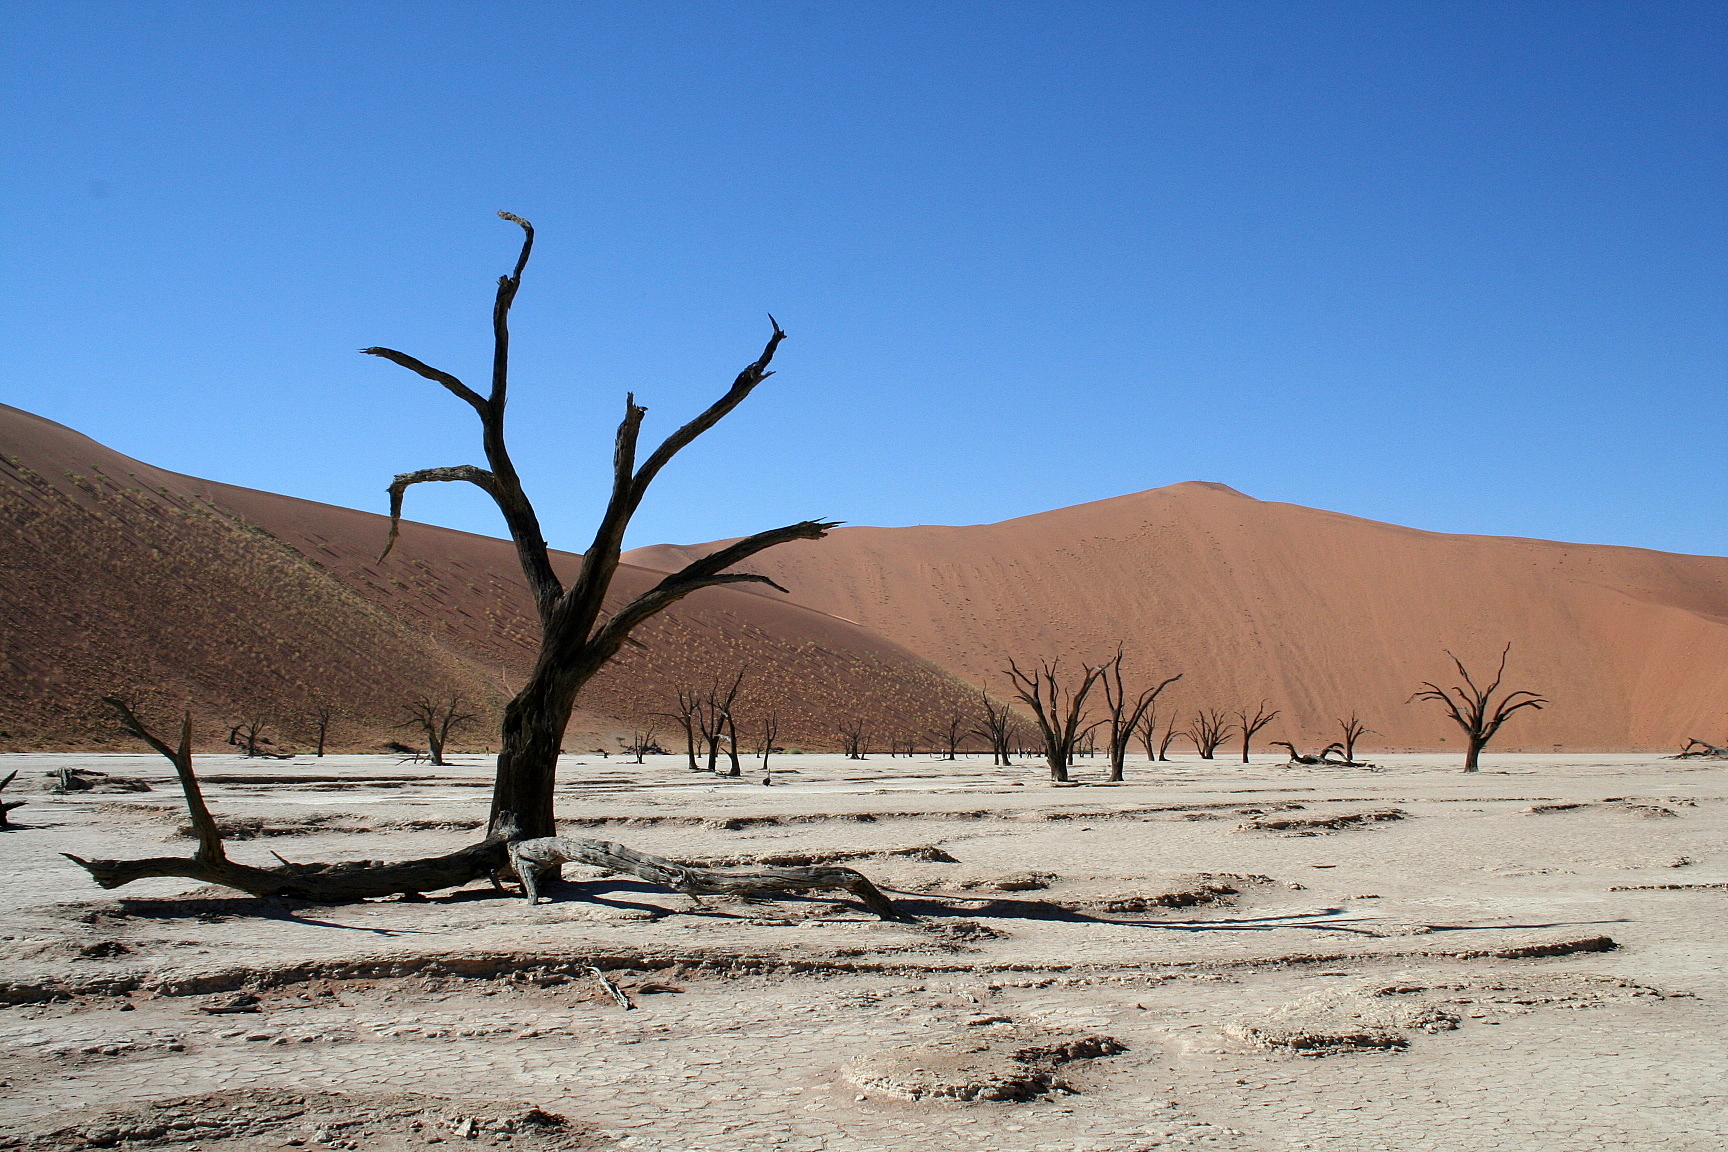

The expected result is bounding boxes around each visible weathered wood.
[507,835,903,920]
[1676,738,1728,759]
[588,967,634,1010]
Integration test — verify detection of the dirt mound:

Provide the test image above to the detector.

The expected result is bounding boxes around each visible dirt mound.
[0,1088,585,1151]
[845,1023,1127,1101]
[627,482,1728,750]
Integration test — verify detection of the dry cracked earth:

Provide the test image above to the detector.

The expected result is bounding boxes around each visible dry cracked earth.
[0,751,1724,1152]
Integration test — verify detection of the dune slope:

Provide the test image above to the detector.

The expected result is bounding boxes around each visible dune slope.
[625,483,1728,751]
[0,405,981,751]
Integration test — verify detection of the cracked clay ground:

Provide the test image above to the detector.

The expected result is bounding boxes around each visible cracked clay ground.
[0,751,1724,1151]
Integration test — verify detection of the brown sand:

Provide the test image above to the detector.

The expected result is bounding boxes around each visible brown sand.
[0,405,979,750]
[626,483,1728,750]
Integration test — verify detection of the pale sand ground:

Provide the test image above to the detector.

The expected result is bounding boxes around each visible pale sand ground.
[0,751,1723,1151]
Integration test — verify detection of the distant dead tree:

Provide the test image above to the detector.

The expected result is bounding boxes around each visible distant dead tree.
[1234,702,1280,764]
[1410,644,1547,772]
[398,694,478,767]
[310,702,338,758]
[972,694,1020,766]
[1677,739,1728,759]
[839,720,869,760]
[1187,709,1233,760]
[227,715,289,759]
[620,727,661,764]
[1336,714,1374,765]
[757,713,779,778]
[1005,657,1108,783]
[933,713,968,761]
[1157,714,1183,760]
[658,690,703,771]
[1099,647,1181,781]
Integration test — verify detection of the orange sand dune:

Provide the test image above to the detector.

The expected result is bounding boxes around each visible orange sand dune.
[626,483,1728,752]
[0,405,979,751]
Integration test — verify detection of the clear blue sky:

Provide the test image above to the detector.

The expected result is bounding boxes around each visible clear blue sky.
[2,2,1723,555]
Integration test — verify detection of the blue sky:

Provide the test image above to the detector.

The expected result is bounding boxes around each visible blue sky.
[2,2,1723,555]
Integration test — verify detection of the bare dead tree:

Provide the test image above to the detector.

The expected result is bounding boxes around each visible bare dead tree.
[1234,702,1281,764]
[1005,658,1108,783]
[310,701,337,758]
[398,694,478,767]
[227,714,288,759]
[838,720,869,760]
[366,214,833,836]
[1410,644,1547,772]
[1187,709,1233,760]
[1336,713,1373,765]
[657,690,703,771]
[706,669,747,778]
[933,713,967,761]
[1099,647,1181,781]
[757,713,779,777]
[1157,715,1182,760]
[621,726,660,764]
[63,217,901,919]
[1677,739,1728,759]
[971,693,1019,766]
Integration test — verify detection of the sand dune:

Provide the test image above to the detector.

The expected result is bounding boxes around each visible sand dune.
[625,483,1728,752]
[0,405,980,751]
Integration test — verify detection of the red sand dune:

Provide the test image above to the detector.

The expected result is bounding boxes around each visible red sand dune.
[0,405,980,751]
[625,483,1728,752]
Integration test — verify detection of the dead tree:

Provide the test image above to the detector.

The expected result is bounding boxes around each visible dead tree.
[621,727,660,764]
[1156,714,1182,760]
[933,713,967,760]
[1676,739,1728,759]
[227,715,289,759]
[1410,644,1547,772]
[972,693,1019,766]
[310,702,337,758]
[398,694,478,767]
[64,217,900,917]
[1187,709,1233,760]
[757,713,779,777]
[1234,702,1280,764]
[709,670,747,777]
[1337,713,1373,765]
[0,770,23,830]
[1099,647,1181,781]
[838,720,869,760]
[658,690,703,771]
[1005,658,1108,783]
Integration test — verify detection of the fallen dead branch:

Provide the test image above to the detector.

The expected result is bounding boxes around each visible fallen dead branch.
[509,835,903,920]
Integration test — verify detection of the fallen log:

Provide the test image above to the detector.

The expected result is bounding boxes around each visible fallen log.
[1674,739,1728,759]
[508,835,903,920]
